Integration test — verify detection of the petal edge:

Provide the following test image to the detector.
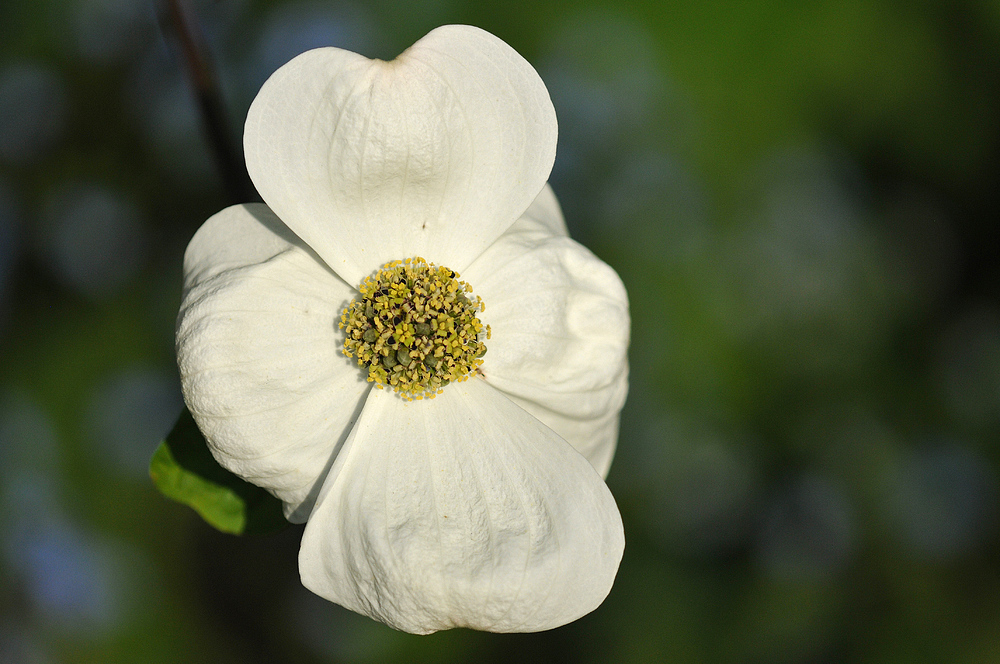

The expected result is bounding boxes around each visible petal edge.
[245,25,558,285]
[299,378,624,633]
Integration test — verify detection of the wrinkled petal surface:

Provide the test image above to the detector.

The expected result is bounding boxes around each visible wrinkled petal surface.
[176,204,369,521]
[299,378,624,634]
[506,386,627,479]
[520,182,568,238]
[463,191,630,475]
[244,24,558,286]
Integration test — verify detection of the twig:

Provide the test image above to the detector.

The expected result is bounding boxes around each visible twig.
[158,0,258,205]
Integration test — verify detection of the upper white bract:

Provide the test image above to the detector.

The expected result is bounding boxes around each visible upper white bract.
[176,25,629,634]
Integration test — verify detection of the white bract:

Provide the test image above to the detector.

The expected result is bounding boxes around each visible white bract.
[176,25,629,634]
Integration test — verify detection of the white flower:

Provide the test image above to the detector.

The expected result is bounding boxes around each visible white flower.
[176,25,629,634]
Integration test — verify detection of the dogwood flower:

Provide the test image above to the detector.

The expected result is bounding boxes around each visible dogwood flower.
[176,25,629,634]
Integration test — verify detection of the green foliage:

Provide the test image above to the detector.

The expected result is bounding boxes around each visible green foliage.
[3,0,999,660]
[149,409,287,536]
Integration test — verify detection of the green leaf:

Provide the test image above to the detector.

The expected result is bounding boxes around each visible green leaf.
[150,408,288,535]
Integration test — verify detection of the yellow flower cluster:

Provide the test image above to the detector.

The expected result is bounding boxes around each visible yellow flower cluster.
[340,258,490,399]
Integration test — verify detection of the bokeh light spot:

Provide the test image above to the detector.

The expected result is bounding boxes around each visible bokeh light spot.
[87,367,183,479]
[40,183,149,299]
[0,63,67,165]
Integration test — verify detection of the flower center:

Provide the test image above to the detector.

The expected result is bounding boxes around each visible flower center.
[340,257,490,400]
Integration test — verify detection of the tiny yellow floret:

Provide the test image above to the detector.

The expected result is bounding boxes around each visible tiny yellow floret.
[340,258,490,400]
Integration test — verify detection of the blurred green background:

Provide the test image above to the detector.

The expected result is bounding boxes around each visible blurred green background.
[2,0,999,662]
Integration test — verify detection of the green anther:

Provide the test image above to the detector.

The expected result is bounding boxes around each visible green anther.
[340,257,490,400]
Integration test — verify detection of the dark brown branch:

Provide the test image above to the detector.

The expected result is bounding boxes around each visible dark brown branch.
[158,0,258,205]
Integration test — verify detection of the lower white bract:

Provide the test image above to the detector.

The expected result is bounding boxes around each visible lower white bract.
[175,25,629,634]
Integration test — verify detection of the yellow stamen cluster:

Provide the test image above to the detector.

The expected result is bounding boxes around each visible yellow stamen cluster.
[340,258,490,400]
